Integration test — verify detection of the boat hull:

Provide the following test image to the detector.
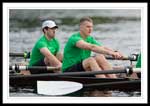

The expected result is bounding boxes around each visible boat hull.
[10,73,141,91]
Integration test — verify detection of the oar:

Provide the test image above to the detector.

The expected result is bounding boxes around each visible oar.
[10,66,141,77]
[9,65,60,73]
[9,52,138,61]
[9,52,30,59]
[37,79,140,96]
[37,81,83,96]
[105,53,138,61]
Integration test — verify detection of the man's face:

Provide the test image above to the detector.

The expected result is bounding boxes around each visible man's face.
[80,21,93,36]
[46,27,57,38]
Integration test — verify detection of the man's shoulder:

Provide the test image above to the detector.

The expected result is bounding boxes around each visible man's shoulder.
[69,32,80,39]
[37,35,45,42]
[34,35,46,45]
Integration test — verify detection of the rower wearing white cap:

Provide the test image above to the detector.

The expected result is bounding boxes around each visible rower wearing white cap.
[28,20,62,74]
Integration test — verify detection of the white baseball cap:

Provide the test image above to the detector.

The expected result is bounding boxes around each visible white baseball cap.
[42,20,58,29]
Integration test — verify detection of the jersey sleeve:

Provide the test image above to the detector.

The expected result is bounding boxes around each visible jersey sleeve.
[36,41,47,49]
[69,36,82,46]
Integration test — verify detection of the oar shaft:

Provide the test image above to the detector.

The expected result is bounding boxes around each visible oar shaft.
[9,52,30,58]
[9,53,24,57]
[84,79,141,88]
[10,66,140,78]
[9,52,138,61]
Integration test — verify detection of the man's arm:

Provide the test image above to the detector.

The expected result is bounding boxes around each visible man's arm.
[103,46,124,58]
[102,46,115,52]
[40,47,62,67]
[56,52,63,62]
[76,40,123,58]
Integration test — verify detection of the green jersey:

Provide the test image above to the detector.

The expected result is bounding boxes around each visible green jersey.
[29,35,60,66]
[62,32,102,72]
[136,53,141,68]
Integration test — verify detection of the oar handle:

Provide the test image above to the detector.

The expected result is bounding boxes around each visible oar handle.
[105,54,138,61]
[128,53,139,61]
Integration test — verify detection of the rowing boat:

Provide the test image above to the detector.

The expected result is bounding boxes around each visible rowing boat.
[9,53,141,95]
[10,72,141,92]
